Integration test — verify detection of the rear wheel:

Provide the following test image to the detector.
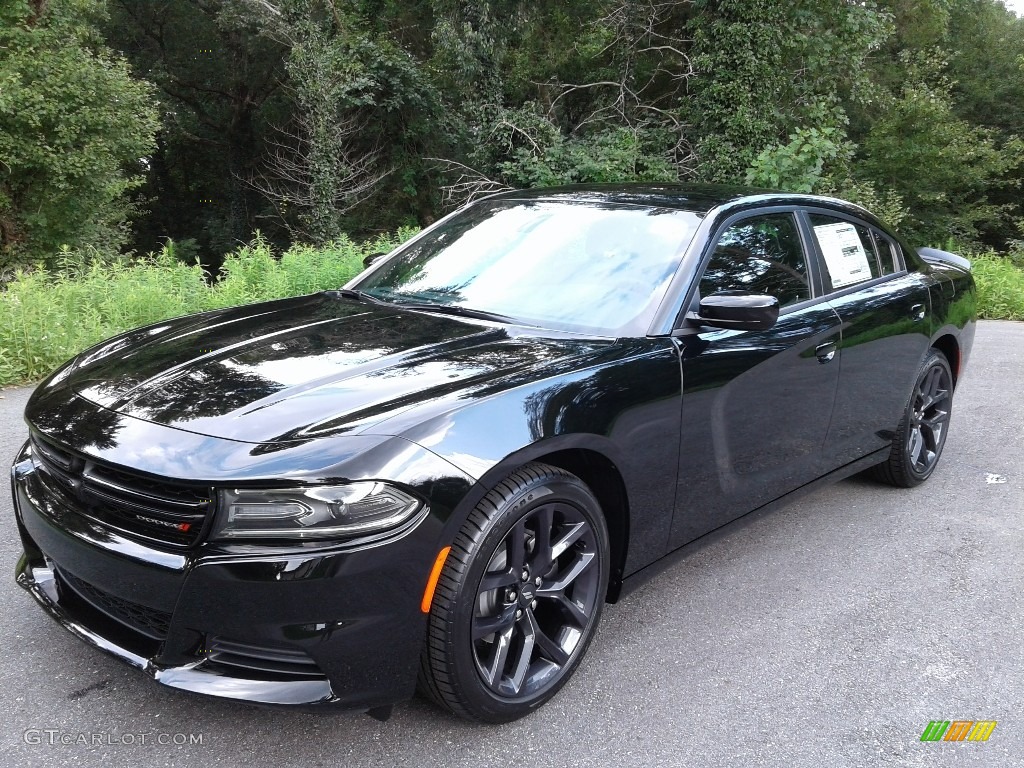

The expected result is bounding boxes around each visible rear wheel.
[871,349,954,487]
[418,462,609,722]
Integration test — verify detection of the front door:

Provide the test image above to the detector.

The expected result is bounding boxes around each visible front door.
[668,211,843,549]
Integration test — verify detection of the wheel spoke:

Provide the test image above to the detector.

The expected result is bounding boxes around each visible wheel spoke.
[919,371,932,404]
[482,625,515,686]
[551,521,586,561]
[921,409,949,437]
[918,366,950,412]
[921,447,936,467]
[552,593,589,627]
[908,427,924,466]
[920,388,948,412]
[507,615,535,694]
[544,551,595,592]
[479,568,518,592]
[530,613,570,667]
[530,505,554,572]
[506,518,527,573]
[473,604,516,641]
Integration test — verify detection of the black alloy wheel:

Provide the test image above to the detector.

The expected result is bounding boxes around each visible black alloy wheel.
[418,463,609,722]
[872,349,954,487]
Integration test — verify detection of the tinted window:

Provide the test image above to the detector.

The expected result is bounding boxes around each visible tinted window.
[873,232,898,275]
[808,214,880,289]
[699,214,809,307]
[354,200,701,334]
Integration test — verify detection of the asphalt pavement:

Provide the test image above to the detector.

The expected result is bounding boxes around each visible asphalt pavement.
[0,320,1020,768]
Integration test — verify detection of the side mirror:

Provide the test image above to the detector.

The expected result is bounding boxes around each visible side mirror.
[362,252,387,268]
[693,292,780,331]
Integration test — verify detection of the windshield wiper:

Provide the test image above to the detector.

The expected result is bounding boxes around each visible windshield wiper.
[393,302,520,325]
[327,288,391,306]
[330,290,523,325]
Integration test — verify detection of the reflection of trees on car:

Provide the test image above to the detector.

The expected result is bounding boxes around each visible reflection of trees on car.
[700,216,809,306]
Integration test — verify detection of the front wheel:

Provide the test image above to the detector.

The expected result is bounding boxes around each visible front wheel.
[418,463,610,722]
[871,349,954,487]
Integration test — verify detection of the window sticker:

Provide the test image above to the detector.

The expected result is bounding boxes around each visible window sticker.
[813,222,873,288]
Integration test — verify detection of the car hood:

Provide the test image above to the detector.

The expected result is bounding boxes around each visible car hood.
[33,293,605,444]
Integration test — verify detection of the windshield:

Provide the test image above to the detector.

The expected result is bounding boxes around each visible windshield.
[352,199,702,335]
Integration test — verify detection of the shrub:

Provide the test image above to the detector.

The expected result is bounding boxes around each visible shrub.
[0,230,417,386]
[970,251,1024,321]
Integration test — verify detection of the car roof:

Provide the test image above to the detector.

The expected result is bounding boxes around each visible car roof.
[486,183,758,213]
[485,183,881,224]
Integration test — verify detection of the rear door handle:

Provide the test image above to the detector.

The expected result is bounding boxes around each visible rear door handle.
[815,341,837,363]
[910,303,926,321]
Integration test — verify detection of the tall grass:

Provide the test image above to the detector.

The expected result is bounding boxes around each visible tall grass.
[0,230,417,386]
[969,250,1024,321]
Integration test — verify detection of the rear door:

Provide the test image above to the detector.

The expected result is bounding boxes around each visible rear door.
[800,209,932,467]
[668,210,843,549]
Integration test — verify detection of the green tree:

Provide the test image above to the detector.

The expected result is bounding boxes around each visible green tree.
[249,0,438,243]
[429,1,695,200]
[855,51,1017,244]
[946,0,1024,246]
[847,0,1023,245]
[103,0,289,260]
[689,0,891,183]
[0,0,159,267]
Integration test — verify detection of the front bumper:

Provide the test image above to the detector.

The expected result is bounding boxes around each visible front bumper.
[11,442,445,712]
[16,557,338,706]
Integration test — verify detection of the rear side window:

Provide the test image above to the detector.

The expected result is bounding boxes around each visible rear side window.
[872,232,899,274]
[699,214,810,307]
[808,214,880,290]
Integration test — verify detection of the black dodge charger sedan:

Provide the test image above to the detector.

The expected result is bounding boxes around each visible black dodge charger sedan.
[11,185,975,722]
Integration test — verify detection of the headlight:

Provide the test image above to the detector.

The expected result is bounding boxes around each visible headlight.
[214,482,422,540]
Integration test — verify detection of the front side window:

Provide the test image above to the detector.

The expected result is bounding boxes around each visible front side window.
[698,214,810,307]
[808,214,881,290]
[353,200,702,335]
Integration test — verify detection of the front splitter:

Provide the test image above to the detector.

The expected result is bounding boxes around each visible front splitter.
[16,555,337,707]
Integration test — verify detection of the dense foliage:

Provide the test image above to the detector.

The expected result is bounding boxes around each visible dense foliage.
[1,0,1023,266]
[0,0,159,269]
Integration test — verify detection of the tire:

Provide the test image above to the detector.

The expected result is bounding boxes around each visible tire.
[870,349,954,487]
[418,462,610,722]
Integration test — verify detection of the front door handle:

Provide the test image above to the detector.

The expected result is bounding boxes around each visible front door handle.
[910,303,926,321]
[815,341,837,363]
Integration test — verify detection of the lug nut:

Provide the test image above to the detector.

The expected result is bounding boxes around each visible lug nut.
[521,569,529,581]
[531,600,537,609]
[534,576,542,586]
[507,589,517,601]
[516,609,523,619]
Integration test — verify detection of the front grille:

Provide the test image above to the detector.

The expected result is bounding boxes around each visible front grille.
[57,567,172,640]
[202,636,325,680]
[31,433,213,548]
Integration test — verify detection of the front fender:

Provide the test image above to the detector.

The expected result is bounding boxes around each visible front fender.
[375,340,684,578]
